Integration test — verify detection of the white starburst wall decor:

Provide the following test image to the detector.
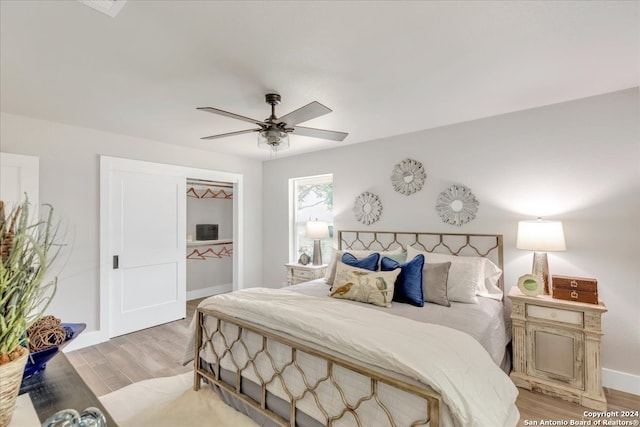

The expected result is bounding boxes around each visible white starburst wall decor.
[390,158,426,195]
[353,192,383,225]
[436,184,479,226]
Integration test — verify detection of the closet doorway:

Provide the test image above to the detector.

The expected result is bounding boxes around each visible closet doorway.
[100,156,243,338]
[185,179,234,299]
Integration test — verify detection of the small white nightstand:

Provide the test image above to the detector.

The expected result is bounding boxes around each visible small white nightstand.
[284,263,327,286]
[508,286,607,410]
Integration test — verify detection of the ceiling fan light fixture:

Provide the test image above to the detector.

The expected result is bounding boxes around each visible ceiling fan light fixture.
[199,92,348,153]
[257,128,289,152]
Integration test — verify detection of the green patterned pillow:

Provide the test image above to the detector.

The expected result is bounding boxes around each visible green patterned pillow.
[330,261,400,307]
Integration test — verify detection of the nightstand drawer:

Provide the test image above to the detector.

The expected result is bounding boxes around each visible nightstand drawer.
[527,305,583,326]
[293,269,314,279]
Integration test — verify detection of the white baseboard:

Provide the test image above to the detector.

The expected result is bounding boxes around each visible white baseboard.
[602,368,640,396]
[187,283,232,300]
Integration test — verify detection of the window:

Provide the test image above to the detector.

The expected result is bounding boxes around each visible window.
[290,174,333,264]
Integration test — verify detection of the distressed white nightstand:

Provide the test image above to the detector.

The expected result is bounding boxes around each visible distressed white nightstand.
[284,263,327,286]
[508,286,607,410]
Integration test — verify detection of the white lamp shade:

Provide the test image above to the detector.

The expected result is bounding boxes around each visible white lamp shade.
[305,221,329,239]
[517,219,566,251]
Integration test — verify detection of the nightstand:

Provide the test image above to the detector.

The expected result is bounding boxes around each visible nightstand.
[284,263,327,286]
[508,286,607,410]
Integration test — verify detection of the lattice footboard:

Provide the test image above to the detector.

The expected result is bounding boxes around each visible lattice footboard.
[194,308,442,427]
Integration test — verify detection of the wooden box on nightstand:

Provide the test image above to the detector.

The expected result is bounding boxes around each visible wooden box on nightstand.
[285,263,327,286]
[508,286,607,410]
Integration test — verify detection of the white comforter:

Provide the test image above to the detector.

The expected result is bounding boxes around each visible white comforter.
[197,288,519,427]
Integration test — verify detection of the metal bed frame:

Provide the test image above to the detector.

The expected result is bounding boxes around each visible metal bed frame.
[194,230,504,427]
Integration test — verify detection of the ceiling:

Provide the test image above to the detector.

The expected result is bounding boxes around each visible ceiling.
[1,1,638,161]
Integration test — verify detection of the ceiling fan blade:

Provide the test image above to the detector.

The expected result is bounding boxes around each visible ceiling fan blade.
[200,129,260,140]
[290,126,348,142]
[277,101,332,126]
[197,107,267,126]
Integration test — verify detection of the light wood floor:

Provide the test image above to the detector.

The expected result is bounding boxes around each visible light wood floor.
[66,298,202,397]
[67,298,639,426]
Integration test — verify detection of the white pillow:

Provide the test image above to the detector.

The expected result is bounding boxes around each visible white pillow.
[427,252,503,300]
[479,259,503,300]
[406,246,502,303]
[324,247,404,285]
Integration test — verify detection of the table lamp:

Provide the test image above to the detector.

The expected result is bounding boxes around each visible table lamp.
[516,218,566,294]
[305,220,329,266]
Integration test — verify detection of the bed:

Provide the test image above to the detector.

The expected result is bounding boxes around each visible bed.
[190,230,519,427]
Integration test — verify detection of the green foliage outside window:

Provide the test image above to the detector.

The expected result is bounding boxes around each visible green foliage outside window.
[297,183,333,211]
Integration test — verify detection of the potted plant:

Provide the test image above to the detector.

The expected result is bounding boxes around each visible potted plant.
[0,198,61,427]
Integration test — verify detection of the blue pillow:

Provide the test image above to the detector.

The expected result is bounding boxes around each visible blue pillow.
[341,252,379,271]
[381,254,425,307]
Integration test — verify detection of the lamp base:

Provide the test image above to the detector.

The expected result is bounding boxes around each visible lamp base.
[532,251,551,294]
[312,239,323,266]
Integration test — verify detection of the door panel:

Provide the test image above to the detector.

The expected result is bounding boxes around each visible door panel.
[121,264,178,311]
[0,152,39,210]
[109,170,185,337]
[525,322,584,389]
[122,175,180,254]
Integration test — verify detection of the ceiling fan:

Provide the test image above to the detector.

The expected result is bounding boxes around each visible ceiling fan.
[198,93,348,153]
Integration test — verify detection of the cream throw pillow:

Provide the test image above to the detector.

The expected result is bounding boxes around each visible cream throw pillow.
[424,251,503,300]
[330,261,400,307]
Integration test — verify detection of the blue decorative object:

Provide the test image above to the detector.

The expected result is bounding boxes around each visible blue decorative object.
[23,323,86,379]
[341,252,379,271]
[382,254,425,307]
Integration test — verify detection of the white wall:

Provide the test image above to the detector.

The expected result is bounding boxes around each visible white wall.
[262,88,640,392]
[0,112,263,339]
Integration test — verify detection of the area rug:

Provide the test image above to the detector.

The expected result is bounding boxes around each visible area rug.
[99,372,258,427]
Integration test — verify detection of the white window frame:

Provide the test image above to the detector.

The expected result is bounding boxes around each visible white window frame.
[288,174,333,263]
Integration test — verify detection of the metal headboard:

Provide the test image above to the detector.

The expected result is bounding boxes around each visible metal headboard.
[338,230,505,294]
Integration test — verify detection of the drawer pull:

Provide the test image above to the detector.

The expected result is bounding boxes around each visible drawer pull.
[550,312,557,318]
[571,290,579,299]
[570,280,578,288]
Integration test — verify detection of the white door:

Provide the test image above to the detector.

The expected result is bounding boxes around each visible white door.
[108,168,186,337]
[0,152,39,211]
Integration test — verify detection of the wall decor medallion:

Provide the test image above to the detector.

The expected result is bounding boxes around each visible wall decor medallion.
[435,184,479,226]
[353,192,382,225]
[391,158,426,195]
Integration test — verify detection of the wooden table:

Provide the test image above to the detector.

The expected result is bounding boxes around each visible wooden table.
[19,353,117,425]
